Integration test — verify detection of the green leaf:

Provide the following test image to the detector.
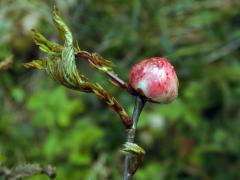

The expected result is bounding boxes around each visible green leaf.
[24,59,46,70]
[32,29,63,55]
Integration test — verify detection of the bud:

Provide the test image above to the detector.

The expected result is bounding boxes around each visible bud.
[129,57,179,103]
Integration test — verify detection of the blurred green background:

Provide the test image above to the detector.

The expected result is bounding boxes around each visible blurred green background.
[1,0,240,179]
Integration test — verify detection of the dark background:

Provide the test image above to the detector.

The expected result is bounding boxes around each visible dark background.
[1,0,240,179]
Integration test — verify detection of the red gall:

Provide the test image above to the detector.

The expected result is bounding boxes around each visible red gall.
[129,57,179,103]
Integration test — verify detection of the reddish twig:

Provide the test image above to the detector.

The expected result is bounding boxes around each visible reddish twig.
[75,51,136,95]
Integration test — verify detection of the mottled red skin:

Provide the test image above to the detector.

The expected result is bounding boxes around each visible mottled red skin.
[129,57,179,103]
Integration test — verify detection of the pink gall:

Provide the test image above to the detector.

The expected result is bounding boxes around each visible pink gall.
[129,57,179,103]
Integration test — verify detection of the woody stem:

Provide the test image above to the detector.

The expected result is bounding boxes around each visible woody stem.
[123,96,146,180]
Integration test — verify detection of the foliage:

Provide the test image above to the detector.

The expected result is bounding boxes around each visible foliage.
[25,8,131,128]
[1,0,240,179]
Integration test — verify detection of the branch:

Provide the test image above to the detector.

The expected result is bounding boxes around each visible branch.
[0,164,56,180]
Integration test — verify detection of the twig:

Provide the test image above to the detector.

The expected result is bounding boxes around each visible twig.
[75,51,135,94]
[0,164,56,180]
[123,96,146,180]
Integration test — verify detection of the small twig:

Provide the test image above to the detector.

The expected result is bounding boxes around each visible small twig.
[106,71,128,88]
[123,96,146,180]
[0,164,56,180]
[75,51,135,94]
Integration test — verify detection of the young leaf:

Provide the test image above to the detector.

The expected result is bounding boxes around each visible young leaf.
[25,7,131,128]
[32,29,63,55]
[24,59,47,70]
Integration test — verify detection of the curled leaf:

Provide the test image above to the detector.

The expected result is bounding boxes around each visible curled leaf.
[122,142,145,157]
[48,47,93,92]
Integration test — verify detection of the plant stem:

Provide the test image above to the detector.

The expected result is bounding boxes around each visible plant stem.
[123,96,146,180]
[76,51,146,178]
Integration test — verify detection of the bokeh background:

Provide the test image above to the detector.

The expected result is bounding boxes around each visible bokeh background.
[1,0,240,179]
